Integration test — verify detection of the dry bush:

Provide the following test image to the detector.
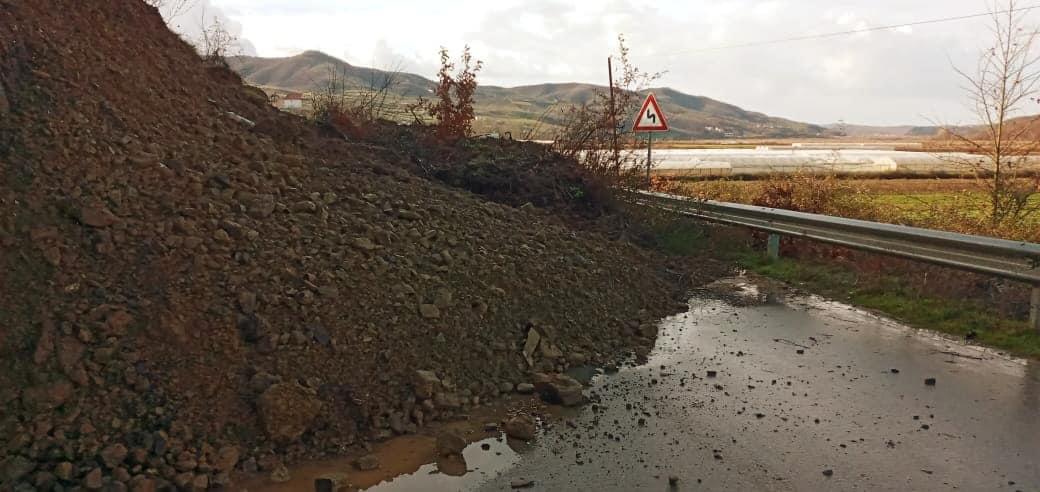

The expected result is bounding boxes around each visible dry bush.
[551,35,662,190]
[309,63,403,139]
[750,172,874,216]
[196,11,238,66]
[410,46,482,142]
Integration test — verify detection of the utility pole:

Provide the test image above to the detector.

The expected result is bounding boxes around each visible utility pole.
[608,57,619,171]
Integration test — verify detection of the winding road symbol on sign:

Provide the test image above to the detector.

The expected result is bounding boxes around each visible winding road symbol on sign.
[633,93,669,132]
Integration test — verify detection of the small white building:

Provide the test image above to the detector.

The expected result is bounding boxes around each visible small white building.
[279,92,304,110]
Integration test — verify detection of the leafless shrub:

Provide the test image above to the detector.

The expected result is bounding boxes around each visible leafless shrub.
[195,9,239,66]
[308,62,405,138]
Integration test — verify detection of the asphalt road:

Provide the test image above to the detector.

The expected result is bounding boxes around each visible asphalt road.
[467,278,1040,491]
[360,277,1039,491]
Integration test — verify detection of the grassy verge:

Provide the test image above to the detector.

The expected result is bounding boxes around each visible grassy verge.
[648,219,1040,358]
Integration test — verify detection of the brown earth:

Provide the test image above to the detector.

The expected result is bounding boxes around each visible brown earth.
[0,1,723,490]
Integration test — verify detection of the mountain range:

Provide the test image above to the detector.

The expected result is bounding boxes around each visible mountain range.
[228,51,830,139]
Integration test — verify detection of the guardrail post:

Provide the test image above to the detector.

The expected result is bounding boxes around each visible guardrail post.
[767,234,781,261]
[1031,285,1040,332]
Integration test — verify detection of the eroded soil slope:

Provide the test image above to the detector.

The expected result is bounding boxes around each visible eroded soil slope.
[0,1,712,489]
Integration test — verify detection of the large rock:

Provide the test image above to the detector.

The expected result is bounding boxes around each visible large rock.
[412,370,441,399]
[533,373,584,407]
[436,431,467,456]
[503,414,537,441]
[257,383,322,445]
[213,446,240,473]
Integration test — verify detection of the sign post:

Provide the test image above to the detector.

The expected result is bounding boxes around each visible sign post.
[632,92,669,189]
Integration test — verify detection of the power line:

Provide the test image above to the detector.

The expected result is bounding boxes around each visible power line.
[648,4,1040,57]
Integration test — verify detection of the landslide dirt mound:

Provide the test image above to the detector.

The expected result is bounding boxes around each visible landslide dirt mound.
[0,1,715,490]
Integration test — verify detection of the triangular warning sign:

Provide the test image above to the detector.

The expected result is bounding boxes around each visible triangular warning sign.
[633,92,669,132]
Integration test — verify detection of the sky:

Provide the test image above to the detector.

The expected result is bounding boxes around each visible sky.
[160,1,1040,126]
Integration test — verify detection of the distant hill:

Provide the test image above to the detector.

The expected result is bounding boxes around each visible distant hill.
[228,51,828,139]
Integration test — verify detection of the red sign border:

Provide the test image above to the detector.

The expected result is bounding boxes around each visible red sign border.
[633,92,669,133]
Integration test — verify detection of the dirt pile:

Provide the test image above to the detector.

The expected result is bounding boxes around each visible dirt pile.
[0,1,711,490]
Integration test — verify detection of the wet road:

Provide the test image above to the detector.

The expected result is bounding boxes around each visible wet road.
[370,278,1040,491]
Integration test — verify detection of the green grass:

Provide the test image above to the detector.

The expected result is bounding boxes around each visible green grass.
[738,252,1040,357]
[649,219,1040,358]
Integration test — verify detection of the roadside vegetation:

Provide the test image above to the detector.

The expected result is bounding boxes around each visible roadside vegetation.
[645,172,1040,357]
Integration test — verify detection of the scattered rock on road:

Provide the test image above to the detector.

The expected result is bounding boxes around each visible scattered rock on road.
[504,414,538,441]
[533,373,585,406]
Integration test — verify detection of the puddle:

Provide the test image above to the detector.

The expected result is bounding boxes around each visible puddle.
[364,435,521,491]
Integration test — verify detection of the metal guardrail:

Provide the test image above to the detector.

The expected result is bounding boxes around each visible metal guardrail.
[634,190,1040,331]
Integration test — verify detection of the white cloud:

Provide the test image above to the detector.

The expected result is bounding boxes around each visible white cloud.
[195,0,1040,125]
[160,0,258,56]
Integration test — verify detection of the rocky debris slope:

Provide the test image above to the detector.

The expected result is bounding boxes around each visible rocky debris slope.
[0,1,715,490]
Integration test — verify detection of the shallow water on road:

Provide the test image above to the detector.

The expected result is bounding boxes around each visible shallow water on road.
[479,278,1040,490]
[254,278,1040,491]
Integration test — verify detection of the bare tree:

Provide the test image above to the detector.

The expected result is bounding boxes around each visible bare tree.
[943,0,1040,225]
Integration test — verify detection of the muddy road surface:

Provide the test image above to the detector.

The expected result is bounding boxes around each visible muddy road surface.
[267,278,1040,491]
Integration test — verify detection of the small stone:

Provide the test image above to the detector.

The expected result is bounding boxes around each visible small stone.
[292,201,318,213]
[130,477,158,492]
[314,472,351,492]
[241,458,258,473]
[100,443,129,469]
[353,454,379,471]
[214,446,239,473]
[669,475,679,485]
[796,349,805,355]
[498,381,515,393]
[436,432,467,456]
[238,292,258,314]
[173,472,194,489]
[706,370,717,378]
[419,304,441,319]
[890,368,900,374]
[413,370,441,399]
[2,456,35,483]
[822,469,834,477]
[83,467,104,490]
[924,378,936,386]
[510,478,535,489]
[515,383,535,394]
[34,471,56,489]
[191,474,209,490]
[566,352,588,366]
[353,237,377,251]
[270,465,291,483]
[54,462,75,481]
[80,204,118,228]
[504,414,537,441]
